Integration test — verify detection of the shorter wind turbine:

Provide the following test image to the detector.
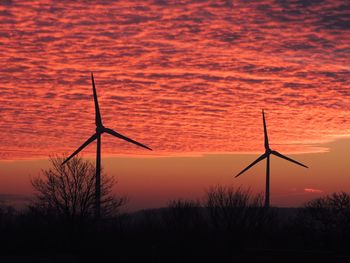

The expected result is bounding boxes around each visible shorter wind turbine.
[235,110,308,208]
[62,73,152,219]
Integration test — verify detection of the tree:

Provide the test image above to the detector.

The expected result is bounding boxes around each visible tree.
[204,185,275,235]
[297,192,350,234]
[162,199,203,233]
[31,156,126,221]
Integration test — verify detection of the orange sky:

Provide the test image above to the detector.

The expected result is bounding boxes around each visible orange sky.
[0,0,349,210]
[1,138,350,210]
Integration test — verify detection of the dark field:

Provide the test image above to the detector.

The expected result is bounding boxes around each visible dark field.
[1,202,350,263]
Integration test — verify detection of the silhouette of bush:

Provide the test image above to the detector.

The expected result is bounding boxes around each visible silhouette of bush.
[30,156,126,223]
[0,204,16,235]
[204,185,273,232]
[296,192,350,248]
[162,199,203,233]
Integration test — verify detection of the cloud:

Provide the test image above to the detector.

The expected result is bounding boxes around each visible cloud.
[304,188,324,194]
[0,0,349,159]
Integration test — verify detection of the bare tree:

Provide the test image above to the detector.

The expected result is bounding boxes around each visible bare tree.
[162,199,203,232]
[204,185,274,234]
[297,192,350,235]
[30,156,126,221]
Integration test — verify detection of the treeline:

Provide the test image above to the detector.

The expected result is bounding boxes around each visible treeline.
[1,156,350,261]
[1,187,350,262]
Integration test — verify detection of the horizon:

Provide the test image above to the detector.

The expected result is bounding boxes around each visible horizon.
[0,0,349,211]
[1,136,350,211]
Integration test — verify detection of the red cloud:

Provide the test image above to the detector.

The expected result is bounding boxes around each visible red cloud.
[304,188,323,194]
[0,0,349,159]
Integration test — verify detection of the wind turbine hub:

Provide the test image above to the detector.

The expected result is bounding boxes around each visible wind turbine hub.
[96,125,105,134]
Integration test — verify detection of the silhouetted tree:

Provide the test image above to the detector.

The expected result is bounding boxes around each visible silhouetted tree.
[297,192,350,239]
[204,185,275,239]
[162,199,203,232]
[30,156,126,221]
[0,204,15,228]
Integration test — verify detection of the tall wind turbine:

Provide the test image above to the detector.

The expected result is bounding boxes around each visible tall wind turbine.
[62,73,152,219]
[235,110,308,208]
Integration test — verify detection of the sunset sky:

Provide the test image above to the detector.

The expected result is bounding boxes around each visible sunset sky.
[0,0,349,210]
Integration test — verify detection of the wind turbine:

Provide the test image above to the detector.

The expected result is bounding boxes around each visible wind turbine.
[62,73,152,219]
[235,110,308,208]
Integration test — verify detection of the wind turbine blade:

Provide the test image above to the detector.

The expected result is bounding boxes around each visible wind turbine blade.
[62,133,98,165]
[262,109,269,149]
[91,73,102,127]
[104,127,152,151]
[271,150,308,168]
[235,153,267,178]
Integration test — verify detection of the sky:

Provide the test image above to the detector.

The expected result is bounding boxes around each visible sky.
[0,0,349,210]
